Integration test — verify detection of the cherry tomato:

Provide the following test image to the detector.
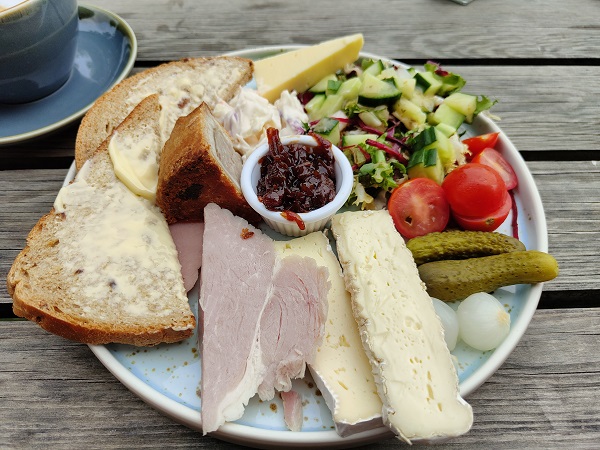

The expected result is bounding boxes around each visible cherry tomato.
[471,147,518,190]
[388,178,450,239]
[442,163,507,217]
[462,132,500,159]
[452,190,512,232]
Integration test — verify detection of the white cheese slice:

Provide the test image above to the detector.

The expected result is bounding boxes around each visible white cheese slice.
[254,34,364,103]
[274,232,383,437]
[331,210,473,444]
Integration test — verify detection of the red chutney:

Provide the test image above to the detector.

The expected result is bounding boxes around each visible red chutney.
[257,128,336,217]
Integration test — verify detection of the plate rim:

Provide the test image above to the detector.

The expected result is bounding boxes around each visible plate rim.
[83,46,547,447]
[0,3,138,146]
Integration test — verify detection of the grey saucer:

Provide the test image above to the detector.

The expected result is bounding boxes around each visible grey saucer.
[0,4,137,145]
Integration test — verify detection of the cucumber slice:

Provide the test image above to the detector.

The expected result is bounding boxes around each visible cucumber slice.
[342,133,378,148]
[392,97,427,130]
[313,94,345,120]
[358,110,384,129]
[411,127,437,152]
[326,79,342,96]
[337,77,362,100]
[429,103,466,130]
[415,71,442,96]
[305,94,326,120]
[361,59,385,78]
[313,118,341,146]
[309,74,338,93]
[435,122,457,138]
[443,92,477,123]
[407,148,444,184]
[358,73,401,107]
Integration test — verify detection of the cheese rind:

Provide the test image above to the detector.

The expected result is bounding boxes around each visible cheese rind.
[331,210,473,443]
[254,34,364,103]
[274,232,383,437]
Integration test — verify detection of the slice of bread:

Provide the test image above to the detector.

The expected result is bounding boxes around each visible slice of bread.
[7,95,196,346]
[156,102,262,224]
[75,56,254,170]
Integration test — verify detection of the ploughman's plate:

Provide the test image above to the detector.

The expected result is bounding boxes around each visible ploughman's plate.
[0,4,137,146]
[85,47,547,448]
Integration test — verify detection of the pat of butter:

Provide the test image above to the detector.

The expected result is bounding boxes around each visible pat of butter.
[331,210,473,443]
[274,232,383,437]
[254,34,364,103]
[108,131,160,202]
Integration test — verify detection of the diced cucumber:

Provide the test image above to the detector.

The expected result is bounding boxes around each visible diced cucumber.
[410,127,438,152]
[429,103,465,130]
[407,148,444,184]
[326,79,342,96]
[313,94,345,120]
[361,59,385,78]
[435,122,457,138]
[392,97,427,130]
[337,77,362,100]
[443,92,477,123]
[415,71,443,96]
[305,94,326,120]
[342,133,378,148]
[309,74,338,93]
[398,77,416,99]
[313,118,341,146]
[430,127,455,168]
[358,73,401,107]
[358,110,384,129]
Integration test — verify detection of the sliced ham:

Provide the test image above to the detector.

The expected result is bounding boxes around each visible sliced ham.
[200,204,275,434]
[199,203,329,434]
[281,390,303,432]
[169,221,204,292]
[257,255,329,401]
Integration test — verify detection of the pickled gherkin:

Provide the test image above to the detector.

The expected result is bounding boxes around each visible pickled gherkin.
[407,230,526,266]
[418,251,559,302]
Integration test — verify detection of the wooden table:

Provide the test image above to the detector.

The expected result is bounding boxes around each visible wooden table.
[2,0,599,448]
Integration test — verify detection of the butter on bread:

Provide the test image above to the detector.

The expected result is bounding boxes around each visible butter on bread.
[156,102,261,224]
[331,210,473,443]
[7,95,195,346]
[75,56,254,170]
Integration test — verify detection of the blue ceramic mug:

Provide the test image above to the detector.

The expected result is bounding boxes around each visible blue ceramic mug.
[0,0,78,104]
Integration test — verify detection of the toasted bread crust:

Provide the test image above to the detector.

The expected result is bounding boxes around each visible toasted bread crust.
[75,56,253,169]
[156,103,262,224]
[8,96,195,346]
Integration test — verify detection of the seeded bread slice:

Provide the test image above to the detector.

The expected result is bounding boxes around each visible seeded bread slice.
[7,95,196,346]
[75,56,254,170]
[156,102,261,224]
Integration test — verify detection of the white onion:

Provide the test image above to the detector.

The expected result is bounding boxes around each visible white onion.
[457,292,511,351]
[431,298,459,351]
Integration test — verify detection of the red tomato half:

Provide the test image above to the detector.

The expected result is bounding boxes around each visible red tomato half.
[453,190,512,232]
[471,147,518,190]
[463,132,500,159]
[388,178,450,239]
[442,163,507,218]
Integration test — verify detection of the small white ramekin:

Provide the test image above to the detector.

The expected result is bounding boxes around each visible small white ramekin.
[240,134,354,237]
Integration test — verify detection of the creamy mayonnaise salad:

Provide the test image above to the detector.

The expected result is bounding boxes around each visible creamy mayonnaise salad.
[212,87,308,157]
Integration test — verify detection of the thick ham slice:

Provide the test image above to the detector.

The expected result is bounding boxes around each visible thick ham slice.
[200,204,275,434]
[199,204,329,434]
[169,222,204,292]
[257,254,329,401]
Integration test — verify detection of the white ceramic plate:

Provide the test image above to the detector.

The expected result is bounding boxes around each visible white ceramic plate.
[79,47,547,448]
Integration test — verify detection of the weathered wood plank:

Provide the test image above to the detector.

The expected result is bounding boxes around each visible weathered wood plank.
[1,309,598,448]
[2,160,598,307]
[92,0,600,61]
[1,64,599,166]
